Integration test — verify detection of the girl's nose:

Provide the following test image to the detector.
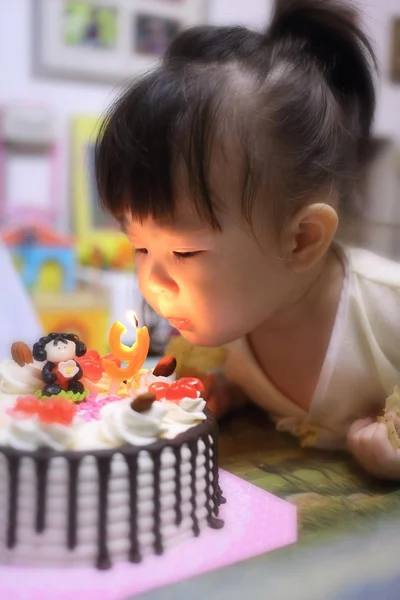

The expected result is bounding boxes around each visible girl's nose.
[147,262,178,296]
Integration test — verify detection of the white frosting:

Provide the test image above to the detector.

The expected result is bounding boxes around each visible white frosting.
[0,359,42,396]
[3,414,78,452]
[162,396,207,438]
[98,399,168,447]
[132,370,174,396]
[0,368,207,451]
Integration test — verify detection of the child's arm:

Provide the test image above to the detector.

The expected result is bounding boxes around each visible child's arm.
[204,373,249,420]
[347,417,400,480]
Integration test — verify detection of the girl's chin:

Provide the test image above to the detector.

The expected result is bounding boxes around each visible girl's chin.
[177,328,229,348]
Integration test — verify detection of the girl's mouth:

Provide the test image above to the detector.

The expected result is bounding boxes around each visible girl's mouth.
[166,318,192,331]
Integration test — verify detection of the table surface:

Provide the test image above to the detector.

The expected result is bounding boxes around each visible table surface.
[133,406,400,600]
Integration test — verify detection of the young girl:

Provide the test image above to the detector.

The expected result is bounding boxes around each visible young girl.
[95,0,400,480]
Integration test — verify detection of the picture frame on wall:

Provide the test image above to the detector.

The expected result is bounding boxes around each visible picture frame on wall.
[390,17,400,84]
[33,0,207,83]
[71,115,134,270]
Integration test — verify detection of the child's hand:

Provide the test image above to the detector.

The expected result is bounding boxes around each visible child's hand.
[203,373,248,420]
[347,416,400,480]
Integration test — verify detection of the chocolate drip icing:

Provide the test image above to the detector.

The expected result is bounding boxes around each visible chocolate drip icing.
[152,451,163,555]
[208,515,225,529]
[173,446,182,526]
[96,456,111,570]
[218,488,227,504]
[0,409,224,569]
[125,454,141,563]
[189,440,200,536]
[212,436,219,517]
[35,456,49,533]
[203,436,211,518]
[7,455,20,548]
[67,458,80,550]
[208,423,225,529]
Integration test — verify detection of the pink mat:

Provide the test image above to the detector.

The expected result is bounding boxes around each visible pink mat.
[0,470,297,600]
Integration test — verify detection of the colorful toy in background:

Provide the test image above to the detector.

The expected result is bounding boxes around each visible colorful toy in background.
[86,239,134,271]
[34,286,109,356]
[71,115,135,272]
[2,224,76,292]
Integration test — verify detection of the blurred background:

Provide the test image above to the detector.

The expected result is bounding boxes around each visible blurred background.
[0,0,399,359]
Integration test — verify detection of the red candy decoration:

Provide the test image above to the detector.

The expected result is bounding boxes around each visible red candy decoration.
[77,349,122,383]
[77,349,103,382]
[166,382,198,401]
[39,398,76,426]
[12,396,76,426]
[148,382,170,400]
[14,396,41,416]
[148,377,203,403]
[86,349,101,361]
[177,377,205,393]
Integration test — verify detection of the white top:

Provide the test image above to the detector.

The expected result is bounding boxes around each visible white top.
[224,245,400,450]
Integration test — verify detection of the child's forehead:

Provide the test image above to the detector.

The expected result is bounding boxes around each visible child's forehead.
[120,206,216,237]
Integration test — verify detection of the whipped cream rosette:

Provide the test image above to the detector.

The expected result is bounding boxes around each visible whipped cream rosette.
[1,395,79,451]
[144,376,207,437]
[130,356,177,396]
[161,395,207,437]
[0,359,43,398]
[98,398,168,446]
[132,369,174,396]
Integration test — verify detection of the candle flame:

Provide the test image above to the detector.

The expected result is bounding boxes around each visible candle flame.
[125,310,139,328]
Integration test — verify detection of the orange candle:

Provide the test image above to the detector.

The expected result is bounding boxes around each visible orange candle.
[102,357,143,381]
[102,313,150,382]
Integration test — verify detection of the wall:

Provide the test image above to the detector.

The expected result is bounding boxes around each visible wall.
[0,1,118,229]
[0,0,399,228]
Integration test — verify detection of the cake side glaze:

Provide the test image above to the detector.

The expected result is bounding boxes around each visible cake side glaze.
[0,413,221,568]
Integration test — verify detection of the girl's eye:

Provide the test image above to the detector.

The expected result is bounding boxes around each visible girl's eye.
[173,251,202,260]
[134,248,148,256]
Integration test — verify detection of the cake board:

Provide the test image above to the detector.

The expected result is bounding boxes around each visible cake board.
[0,470,297,600]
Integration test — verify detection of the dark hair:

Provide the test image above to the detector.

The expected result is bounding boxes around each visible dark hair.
[95,0,377,230]
[32,333,87,362]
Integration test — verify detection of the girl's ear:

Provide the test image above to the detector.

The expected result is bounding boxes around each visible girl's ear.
[285,203,339,273]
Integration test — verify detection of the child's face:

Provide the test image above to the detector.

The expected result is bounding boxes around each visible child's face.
[124,198,297,347]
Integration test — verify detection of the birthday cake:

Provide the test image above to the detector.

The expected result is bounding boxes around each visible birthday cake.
[0,323,224,569]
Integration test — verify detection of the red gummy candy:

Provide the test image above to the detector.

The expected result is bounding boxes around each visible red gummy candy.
[148,382,170,400]
[148,378,203,402]
[14,396,40,416]
[77,349,103,382]
[81,360,103,381]
[39,399,76,426]
[177,377,204,393]
[85,349,101,361]
[166,382,198,401]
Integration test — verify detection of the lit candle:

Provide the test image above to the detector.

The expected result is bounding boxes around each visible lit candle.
[102,312,150,383]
